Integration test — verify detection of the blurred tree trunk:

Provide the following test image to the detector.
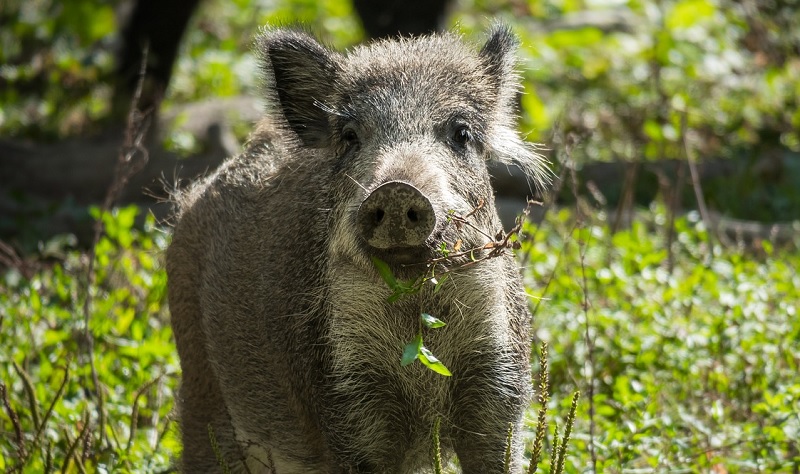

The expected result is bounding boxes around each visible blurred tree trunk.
[112,0,202,117]
[352,0,451,38]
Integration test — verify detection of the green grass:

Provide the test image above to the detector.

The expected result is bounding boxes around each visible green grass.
[1,204,798,472]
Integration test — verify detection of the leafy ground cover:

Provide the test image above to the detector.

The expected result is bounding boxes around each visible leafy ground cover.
[524,205,800,472]
[1,208,178,472]
[1,203,797,472]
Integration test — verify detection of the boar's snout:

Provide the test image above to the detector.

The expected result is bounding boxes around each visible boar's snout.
[357,181,436,250]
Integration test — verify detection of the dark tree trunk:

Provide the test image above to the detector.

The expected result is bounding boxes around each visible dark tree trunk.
[352,0,452,39]
[113,0,203,115]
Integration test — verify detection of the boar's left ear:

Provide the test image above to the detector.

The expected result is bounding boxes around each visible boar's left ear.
[479,24,520,106]
[480,25,552,192]
[257,28,341,148]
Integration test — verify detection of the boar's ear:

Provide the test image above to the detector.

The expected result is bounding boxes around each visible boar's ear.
[479,24,519,110]
[480,25,552,191]
[257,28,340,148]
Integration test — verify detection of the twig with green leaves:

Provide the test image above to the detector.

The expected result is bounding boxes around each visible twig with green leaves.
[371,256,452,376]
[1,380,25,461]
[371,200,541,376]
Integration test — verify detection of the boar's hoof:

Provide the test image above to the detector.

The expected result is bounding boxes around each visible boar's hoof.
[357,181,435,249]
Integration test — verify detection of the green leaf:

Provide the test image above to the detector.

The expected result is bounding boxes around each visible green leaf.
[401,334,422,366]
[388,290,406,304]
[30,289,41,312]
[667,0,715,29]
[419,345,452,376]
[373,257,420,303]
[403,277,421,291]
[433,273,449,294]
[421,313,446,329]
[371,256,399,291]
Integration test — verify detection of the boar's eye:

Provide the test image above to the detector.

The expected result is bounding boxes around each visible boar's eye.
[342,126,359,147]
[452,125,472,147]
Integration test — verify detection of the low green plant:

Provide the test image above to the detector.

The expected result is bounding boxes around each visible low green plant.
[427,342,580,473]
[0,206,177,472]
[207,423,231,474]
[524,206,800,471]
[523,342,580,474]
[3,195,798,473]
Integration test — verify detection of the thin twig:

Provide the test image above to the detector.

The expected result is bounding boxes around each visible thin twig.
[681,110,720,250]
[665,160,686,273]
[61,412,90,474]
[35,364,70,441]
[528,134,583,320]
[1,381,25,459]
[530,218,578,319]
[80,412,93,466]
[579,234,596,473]
[61,428,75,472]
[11,361,40,432]
[0,240,33,279]
[527,343,550,474]
[403,199,534,284]
[567,157,597,473]
[611,160,639,233]
[445,198,492,242]
[43,441,53,474]
[82,44,155,451]
[460,197,485,220]
[520,153,571,269]
[148,373,166,450]
[18,364,70,468]
[154,412,175,453]
[126,373,166,453]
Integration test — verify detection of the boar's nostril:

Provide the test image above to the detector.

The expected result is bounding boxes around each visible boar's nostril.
[357,181,436,250]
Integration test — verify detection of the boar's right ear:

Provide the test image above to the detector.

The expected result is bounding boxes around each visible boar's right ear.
[257,29,340,148]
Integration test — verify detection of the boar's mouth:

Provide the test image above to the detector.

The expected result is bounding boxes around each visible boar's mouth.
[364,244,439,267]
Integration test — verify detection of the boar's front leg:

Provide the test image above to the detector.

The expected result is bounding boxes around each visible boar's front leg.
[450,355,530,473]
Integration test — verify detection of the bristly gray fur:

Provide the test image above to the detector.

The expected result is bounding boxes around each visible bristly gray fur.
[168,25,548,473]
